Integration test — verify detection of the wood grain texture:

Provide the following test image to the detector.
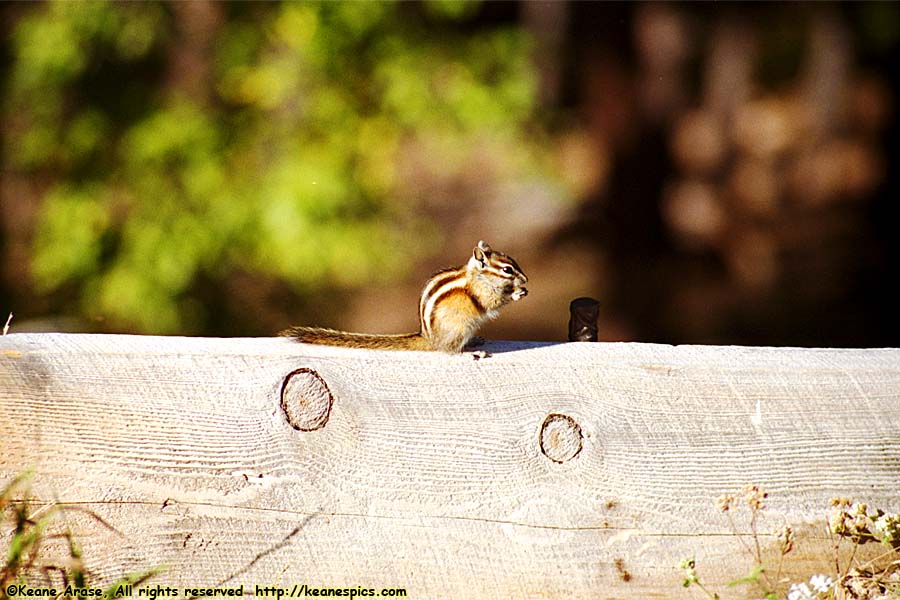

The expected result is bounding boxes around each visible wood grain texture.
[1,333,899,598]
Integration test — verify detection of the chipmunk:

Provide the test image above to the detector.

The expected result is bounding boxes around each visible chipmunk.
[280,241,528,352]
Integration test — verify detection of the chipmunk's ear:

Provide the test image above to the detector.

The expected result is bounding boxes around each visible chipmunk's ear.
[472,240,491,268]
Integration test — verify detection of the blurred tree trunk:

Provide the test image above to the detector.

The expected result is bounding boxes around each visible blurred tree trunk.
[522,0,569,108]
[166,0,223,104]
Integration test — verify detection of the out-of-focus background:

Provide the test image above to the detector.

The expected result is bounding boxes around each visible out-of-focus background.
[1,1,897,346]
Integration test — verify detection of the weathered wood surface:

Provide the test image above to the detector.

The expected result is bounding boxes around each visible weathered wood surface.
[1,333,899,598]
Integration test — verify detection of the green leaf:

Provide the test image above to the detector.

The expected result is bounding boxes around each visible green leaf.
[727,563,765,587]
[32,186,110,291]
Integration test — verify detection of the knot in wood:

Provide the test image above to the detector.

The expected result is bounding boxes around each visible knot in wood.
[539,413,583,463]
[280,368,334,431]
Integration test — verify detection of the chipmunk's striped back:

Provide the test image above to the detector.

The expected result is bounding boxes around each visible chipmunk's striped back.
[282,240,527,353]
[419,266,467,341]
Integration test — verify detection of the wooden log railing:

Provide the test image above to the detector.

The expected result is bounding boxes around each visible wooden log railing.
[1,333,899,598]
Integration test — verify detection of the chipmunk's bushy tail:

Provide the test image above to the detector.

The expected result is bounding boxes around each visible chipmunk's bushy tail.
[280,326,431,351]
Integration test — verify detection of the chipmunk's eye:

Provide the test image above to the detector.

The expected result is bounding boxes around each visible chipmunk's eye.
[501,266,515,275]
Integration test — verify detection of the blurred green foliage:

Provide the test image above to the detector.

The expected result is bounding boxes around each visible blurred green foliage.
[5,0,547,333]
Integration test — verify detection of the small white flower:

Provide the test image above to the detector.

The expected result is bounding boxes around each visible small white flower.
[809,574,833,593]
[787,582,815,600]
[873,512,900,544]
